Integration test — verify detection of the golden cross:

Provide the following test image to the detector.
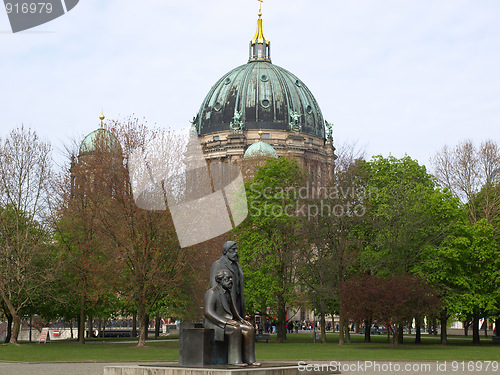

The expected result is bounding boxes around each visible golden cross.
[258,0,263,15]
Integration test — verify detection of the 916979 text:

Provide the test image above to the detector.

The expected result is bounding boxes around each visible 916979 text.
[5,2,53,14]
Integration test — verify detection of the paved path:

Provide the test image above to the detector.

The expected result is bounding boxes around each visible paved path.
[1,361,499,375]
[0,362,123,375]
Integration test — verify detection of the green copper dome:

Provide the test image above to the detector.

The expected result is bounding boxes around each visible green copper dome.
[244,141,278,159]
[79,127,122,156]
[193,7,326,139]
[194,61,326,138]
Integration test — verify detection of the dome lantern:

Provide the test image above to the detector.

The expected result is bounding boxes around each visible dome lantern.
[249,0,271,62]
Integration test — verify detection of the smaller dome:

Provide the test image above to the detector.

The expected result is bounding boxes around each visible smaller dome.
[244,141,278,159]
[79,128,122,156]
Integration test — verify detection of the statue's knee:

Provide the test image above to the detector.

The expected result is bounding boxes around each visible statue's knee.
[226,325,242,335]
[242,325,254,334]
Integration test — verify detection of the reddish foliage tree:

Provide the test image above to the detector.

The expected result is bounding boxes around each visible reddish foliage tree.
[340,274,442,346]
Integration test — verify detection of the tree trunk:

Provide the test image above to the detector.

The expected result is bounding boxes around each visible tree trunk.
[137,304,148,347]
[320,304,327,343]
[102,319,107,338]
[0,286,21,344]
[78,293,85,343]
[415,317,421,344]
[495,318,500,337]
[398,323,404,344]
[98,318,103,338]
[472,314,480,344]
[391,328,398,347]
[4,313,12,343]
[9,313,21,345]
[276,292,287,342]
[155,314,161,339]
[440,310,448,345]
[344,321,351,344]
[29,314,32,343]
[364,319,371,343]
[391,323,400,347]
[484,318,488,338]
[132,315,137,337]
[338,314,345,345]
[87,317,93,339]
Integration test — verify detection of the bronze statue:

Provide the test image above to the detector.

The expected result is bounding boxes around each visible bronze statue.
[210,241,246,317]
[204,269,259,366]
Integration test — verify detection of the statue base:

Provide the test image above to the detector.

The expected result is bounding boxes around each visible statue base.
[104,363,341,375]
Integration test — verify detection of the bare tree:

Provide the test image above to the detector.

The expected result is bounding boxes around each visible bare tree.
[52,118,208,346]
[431,139,500,224]
[0,126,52,344]
[102,118,202,347]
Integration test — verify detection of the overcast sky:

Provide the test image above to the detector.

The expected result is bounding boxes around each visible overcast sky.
[1,0,499,170]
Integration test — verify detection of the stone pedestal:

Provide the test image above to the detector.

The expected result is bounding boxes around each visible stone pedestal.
[179,327,229,366]
[104,364,340,375]
[179,328,214,366]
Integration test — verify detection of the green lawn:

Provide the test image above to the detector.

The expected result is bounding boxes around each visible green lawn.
[0,333,498,363]
[256,333,500,361]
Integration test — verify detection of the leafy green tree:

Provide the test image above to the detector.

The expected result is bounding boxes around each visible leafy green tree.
[361,156,453,274]
[235,158,305,342]
[0,127,53,344]
[0,206,53,344]
[422,219,499,344]
[298,151,367,345]
[432,140,500,341]
[359,155,460,343]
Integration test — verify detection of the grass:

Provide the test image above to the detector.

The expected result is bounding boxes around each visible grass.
[256,333,500,361]
[0,340,179,363]
[0,332,498,363]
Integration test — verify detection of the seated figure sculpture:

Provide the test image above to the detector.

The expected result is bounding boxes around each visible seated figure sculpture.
[210,241,245,317]
[204,269,260,366]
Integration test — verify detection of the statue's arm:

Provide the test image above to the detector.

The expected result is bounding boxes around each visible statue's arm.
[203,289,227,328]
[239,266,247,316]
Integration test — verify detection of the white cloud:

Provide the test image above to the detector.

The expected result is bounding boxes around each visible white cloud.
[0,0,499,169]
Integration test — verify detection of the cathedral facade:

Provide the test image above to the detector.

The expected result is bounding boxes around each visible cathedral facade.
[192,4,336,183]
